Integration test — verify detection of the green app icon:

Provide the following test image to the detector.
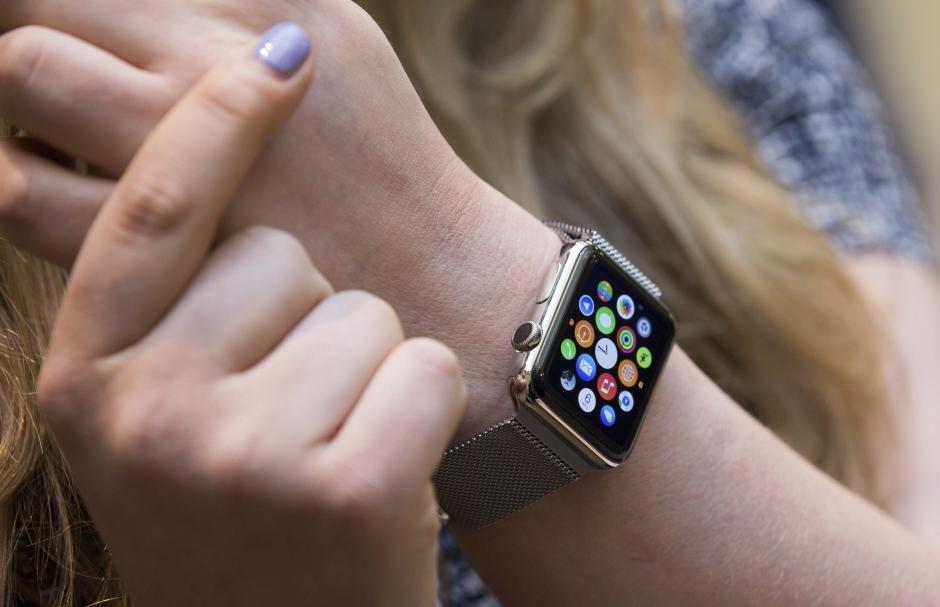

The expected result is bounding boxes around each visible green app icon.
[636,347,652,369]
[560,339,577,360]
[595,307,616,335]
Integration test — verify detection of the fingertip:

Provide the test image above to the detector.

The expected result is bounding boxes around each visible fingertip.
[254,22,313,77]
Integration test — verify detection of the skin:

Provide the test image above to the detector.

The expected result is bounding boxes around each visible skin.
[0,0,938,604]
[31,33,467,607]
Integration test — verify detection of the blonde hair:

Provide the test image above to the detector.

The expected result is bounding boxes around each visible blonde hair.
[2,1,890,602]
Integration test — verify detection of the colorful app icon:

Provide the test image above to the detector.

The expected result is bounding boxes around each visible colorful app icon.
[594,338,617,369]
[600,405,617,427]
[578,388,597,413]
[636,347,652,369]
[560,339,577,360]
[578,295,595,317]
[574,320,595,348]
[595,307,616,335]
[576,353,597,382]
[636,317,652,339]
[560,369,577,391]
[597,373,618,401]
[597,281,614,303]
[616,294,635,320]
[618,359,638,388]
[617,326,636,354]
[618,390,634,412]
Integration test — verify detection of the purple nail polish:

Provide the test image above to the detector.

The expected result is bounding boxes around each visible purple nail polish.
[255,22,311,74]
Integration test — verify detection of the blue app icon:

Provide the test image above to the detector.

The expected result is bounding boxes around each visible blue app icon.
[576,353,597,381]
[600,405,617,427]
[578,295,595,317]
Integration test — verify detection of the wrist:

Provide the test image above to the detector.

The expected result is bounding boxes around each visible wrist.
[396,160,561,442]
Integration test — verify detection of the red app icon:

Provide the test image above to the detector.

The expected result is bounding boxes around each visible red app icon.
[597,373,618,401]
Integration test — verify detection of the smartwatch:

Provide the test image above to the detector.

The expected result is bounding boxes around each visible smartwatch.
[433,222,676,528]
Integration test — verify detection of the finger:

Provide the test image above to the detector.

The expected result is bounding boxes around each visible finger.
[137,227,333,375]
[0,26,172,175]
[0,139,111,266]
[324,339,467,490]
[53,23,315,359]
[229,291,404,451]
[1,2,166,68]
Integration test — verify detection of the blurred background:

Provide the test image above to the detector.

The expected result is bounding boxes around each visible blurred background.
[819,0,940,239]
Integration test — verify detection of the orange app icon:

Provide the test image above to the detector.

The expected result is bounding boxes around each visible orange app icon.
[618,359,638,388]
[574,320,595,348]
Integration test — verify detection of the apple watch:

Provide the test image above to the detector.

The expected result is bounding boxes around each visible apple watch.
[433,222,676,528]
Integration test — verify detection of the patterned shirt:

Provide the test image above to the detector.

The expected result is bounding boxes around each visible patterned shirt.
[440,0,933,604]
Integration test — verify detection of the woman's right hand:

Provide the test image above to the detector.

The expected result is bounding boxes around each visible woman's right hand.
[35,25,466,607]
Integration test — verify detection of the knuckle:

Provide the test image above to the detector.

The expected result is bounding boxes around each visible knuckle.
[342,291,404,339]
[233,226,330,296]
[36,356,94,423]
[398,338,462,383]
[199,429,259,496]
[114,176,193,239]
[104,385,176,462]
[237,226,309,267]
[311,461,389,526]
[0,26,52,91]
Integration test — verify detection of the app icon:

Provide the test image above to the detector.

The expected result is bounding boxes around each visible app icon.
[597,281,614,302]
[578,295,595,317]
[574,320,595,348]
[576,353,597,381]
[597,373,618,401]
[578,388,597,413]
[600,405,617,427]
[618,359,638,388]
[636,347,652,369]
[618,391,634,412]
[595,307,616,335]
[560,339,577,361]
[560,369,577,391]
[594,338,617,369]
[636,317,652,339]
[616,294,635,320]
[617,326,636,354]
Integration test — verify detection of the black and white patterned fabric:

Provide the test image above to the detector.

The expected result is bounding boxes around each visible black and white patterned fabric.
[439,0,934,604]
[684,0,933,260]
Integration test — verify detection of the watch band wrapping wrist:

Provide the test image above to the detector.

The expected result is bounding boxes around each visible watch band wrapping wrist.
[433,222,660,528]
[433,419,580,528]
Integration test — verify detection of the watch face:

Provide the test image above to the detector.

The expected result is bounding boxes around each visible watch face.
[534,248,675,462]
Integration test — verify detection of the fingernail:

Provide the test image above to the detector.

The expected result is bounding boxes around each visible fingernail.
[255,22,311,74]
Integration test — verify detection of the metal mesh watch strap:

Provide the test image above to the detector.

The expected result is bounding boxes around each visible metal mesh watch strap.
[433,418,581,528]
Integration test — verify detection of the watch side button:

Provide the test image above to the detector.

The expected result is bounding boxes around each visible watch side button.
[536,262,562,304]
[512,321,543,352]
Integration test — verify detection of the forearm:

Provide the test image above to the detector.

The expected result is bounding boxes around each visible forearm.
[453,348,940,605]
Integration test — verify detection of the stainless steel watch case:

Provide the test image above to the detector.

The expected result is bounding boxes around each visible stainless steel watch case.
[507,238,674,471]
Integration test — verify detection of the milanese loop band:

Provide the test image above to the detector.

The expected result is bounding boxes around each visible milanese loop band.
[433,419,580,528]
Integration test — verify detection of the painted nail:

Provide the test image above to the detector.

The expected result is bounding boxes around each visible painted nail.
[255,22,311,74]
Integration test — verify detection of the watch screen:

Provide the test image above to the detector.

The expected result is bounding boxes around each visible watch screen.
[538,249,675,460]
